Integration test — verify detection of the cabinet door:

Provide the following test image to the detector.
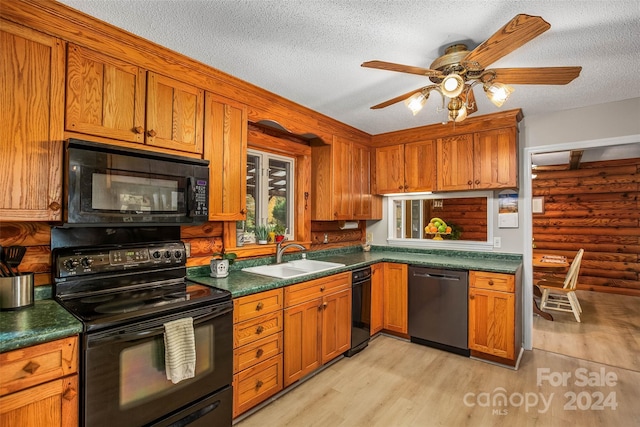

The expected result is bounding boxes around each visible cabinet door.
[65,44,146,143]
[370,263,384,336]
[437,133,474,191]
[0,375,78,427]
[382,263,408,334]
[474,128,518,189]
[204,93,247,220]
[321,288,352,364]
[468,288,515,360]
[0,21,64,221]
[333,136,352,220]
[283,299,322,386]
[352,142,372,220]
[146,72,204,154]
[375,144,405,194]
[404,140,436,192]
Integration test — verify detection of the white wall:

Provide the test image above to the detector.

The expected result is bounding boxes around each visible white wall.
[368,97,640,255]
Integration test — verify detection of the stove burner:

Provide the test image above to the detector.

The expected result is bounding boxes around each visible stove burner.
[81,295,116,304]
[95,301,145,314]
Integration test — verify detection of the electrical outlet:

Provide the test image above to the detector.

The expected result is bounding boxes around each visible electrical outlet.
[184,242,191,257]
[493,237,501,248]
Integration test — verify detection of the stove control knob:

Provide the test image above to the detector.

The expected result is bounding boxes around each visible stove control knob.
[64,259,79,270]
[81,257,93,268]
[164,250,172,258]
[152,251,161,259]
[174,251,183,259]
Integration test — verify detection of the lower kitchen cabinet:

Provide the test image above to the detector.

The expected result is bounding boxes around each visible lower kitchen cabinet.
[232,289,284,418]
[370,263,384,336]
[0,336,78,427]
[283,272,351,387]
[468,270,521,366]
[382,263,408,335]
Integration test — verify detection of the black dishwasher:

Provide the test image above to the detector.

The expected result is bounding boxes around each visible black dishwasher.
[408,266,469,356]
[345,266,371,357]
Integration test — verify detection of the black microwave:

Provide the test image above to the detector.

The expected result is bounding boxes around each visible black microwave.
[64,139,209,226]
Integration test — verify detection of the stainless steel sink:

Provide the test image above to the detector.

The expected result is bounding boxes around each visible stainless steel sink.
[242,259,345,279]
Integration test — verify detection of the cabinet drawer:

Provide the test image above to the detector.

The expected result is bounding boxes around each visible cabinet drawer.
[470,271,515,293]
[234,332,283,374]
[0,336,78,396]
[233,354,283,418]
[233,289,283,323]
[234,311,283,348]
[285,272,351,307]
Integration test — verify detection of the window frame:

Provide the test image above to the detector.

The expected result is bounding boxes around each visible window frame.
[386,191,495,251]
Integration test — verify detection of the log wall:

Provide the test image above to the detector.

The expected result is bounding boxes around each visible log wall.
[532,158,640,295]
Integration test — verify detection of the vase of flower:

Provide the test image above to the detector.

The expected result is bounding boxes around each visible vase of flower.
[210,250,237,278]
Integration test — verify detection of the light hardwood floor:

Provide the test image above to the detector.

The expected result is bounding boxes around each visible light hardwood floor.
[237,291,639,426]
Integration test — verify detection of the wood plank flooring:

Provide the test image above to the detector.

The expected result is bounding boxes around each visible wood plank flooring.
[236,291,639,426]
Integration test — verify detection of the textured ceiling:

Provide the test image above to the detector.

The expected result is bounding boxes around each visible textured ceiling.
[58,0,640,135]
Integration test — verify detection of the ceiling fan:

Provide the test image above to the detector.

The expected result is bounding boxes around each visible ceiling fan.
[362,14,582,123]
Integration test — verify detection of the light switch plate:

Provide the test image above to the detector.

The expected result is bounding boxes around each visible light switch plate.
[493,237,501,248]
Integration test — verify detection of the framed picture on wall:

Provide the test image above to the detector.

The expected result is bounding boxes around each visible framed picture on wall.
[532,196,545,214]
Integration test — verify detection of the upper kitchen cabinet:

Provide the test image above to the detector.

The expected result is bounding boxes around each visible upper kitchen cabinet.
[312,135,379,221]
[374,140,436,194]
[65,44,204,155]
[0,20,65,221]
[437,127,518,191]
[145,72,204,154]
[66,44,146,144]
[204,93,248,221]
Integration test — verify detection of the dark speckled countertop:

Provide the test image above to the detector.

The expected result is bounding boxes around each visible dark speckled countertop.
[188,246,523,298]
[0,298,83,353]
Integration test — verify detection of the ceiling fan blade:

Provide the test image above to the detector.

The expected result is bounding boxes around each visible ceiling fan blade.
[370,87,430,109]
[362,60,443,78]
[464,14,551,69]
[490,67,582,84]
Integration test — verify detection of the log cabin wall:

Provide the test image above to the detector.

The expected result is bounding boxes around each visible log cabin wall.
[427,197,487,241]
[310,221,365,251]
[532,157,640,296]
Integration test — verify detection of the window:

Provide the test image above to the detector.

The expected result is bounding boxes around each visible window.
[246,149,294,241]
[387,191,495,250]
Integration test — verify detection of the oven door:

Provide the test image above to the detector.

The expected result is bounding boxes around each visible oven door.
[82,302,232,427]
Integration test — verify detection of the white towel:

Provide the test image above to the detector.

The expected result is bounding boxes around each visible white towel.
[163,317,196,384]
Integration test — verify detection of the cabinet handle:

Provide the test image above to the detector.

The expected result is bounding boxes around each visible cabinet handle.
[323,302,328,309]
[398,186,403,190]
[134,126,144,134]
[48,201,61,211]
[467,180,473,186]
[470,294,475,300]
[256,302,264,311]
[147,129,157,137]
[404,185,408,189]
[255,325,264,334]
[240,209,246,215]
[22,361,40,374]
[475,180,480,185]
[256,348,264,358]
[63,386,77,401]
[488,280,494,286]
[320,286,325,292]
[255,380,263,389]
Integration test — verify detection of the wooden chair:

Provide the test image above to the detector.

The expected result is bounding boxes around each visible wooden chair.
[538,249,584,322]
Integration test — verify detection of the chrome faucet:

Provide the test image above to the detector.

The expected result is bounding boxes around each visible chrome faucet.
[276,239,306,264]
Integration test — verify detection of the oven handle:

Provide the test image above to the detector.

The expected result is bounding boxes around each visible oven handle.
[87,303,232,346]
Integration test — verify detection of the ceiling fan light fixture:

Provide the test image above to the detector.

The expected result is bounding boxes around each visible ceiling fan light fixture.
[484,82,514,107]
[441,74,465,98]
[453,104,467,122]
[404,91,429,115]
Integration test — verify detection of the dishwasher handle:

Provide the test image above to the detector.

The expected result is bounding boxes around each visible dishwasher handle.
[411,271,463,281]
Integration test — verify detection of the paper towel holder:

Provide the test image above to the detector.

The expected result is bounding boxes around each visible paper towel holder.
[339,221,359,230]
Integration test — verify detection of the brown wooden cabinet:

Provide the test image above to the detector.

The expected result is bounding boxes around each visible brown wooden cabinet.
[204,93,248,221]
[382,263,408,334]
[370,262,384,336]
[0,20,65,221]
[283,272,351,386]
[374,140,436,194]
[468,270,521,366]
[312,136,379,220]
[437,128,517,191]
[0,336,78,427]
[65,44,204,155]
[232,289,284,418]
